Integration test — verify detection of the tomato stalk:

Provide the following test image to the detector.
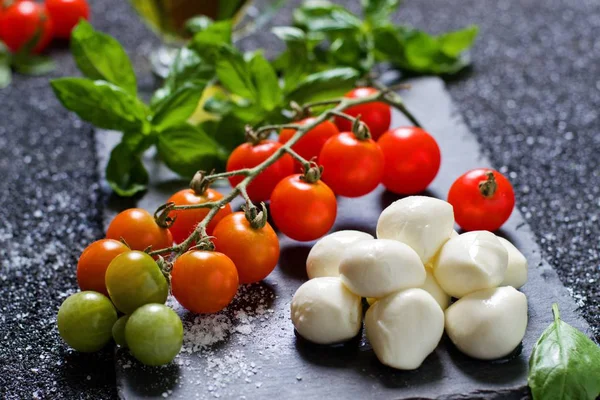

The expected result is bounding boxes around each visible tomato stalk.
[149,87,421,258]
[478,171,498,198]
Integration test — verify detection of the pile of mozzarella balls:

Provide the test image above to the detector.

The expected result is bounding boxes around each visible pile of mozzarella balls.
[290,196,528,369]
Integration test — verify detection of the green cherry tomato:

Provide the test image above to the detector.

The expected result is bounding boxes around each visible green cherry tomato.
[125,304,183,366]
[105,251,168,314]
[112,315,129,348]
[57,291,117,352]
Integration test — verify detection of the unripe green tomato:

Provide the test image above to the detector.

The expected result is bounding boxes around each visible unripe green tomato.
[125,304,183,366]
[57,291,117,352]
[105,251,168,314]
[112,315,129,347]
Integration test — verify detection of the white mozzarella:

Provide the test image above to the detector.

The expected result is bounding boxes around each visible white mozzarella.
[498,237,528,289]
[365,288,444,370]
[433,231,508,298]
[339,239,426,298]
[376,196,455,264]
[290,277,362,345]
[306,230,374,279]
[421,268,451,310]
[445,286,528,360]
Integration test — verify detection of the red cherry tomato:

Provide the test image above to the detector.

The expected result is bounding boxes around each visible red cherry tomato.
[279,118,339,170]
[45,0,90,39]
[378,127,441,195]
[106,208,173,252]
[334,88,391,140]
[77,239,129,296]
[448,169,515,232]
[167,188,232,243]
[227,140,294,202]
[213,212,280,284]
[0,1,53,53]
[171,250,239,314]
[270,174,337,241]
[319,132,385,197]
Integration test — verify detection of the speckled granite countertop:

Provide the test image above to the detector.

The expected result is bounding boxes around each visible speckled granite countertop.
[0,0,598,398]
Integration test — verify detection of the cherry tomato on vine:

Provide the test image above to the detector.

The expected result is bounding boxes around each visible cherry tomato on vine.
[448,168,515,231]
[171,250,239,314]
[212,212,279,284]
[334,88,391,141]
[319,132,385,197]
[57,291,117,352]
[105,250,169,314]
[279,118,339,169]
[77,239,129,296]
[45,0,90,39]
[270,174,337,241]
[125,304,183,366]
[378,127,441,195]
[227,140,294,202]
[167,188,232,243]
[0,1,53,53]
[106,208,173,252]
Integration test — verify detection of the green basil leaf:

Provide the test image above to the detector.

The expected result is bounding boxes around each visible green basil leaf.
[105,140,149,197]
[438,25,479,58]
[205,114,246,152]
[50,78,148,132]
[71,20,137,95]
[528,304,600,400]
[249,52,282,112]
[217,0,245,20]
[185,15,214,35]
[293,0,362,33]
[216,46,255,99]
[190,20,233,63]
[362,0,400,22]
[151,81,206,130]
[12,54,55,75]
[0,43,11,89]
[157,123,227,178]
[286,67,361,104]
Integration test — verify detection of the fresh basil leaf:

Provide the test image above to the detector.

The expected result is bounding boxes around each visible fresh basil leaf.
[286,67,361,104]
[249,52,282,112]
[217,0,245,20]
[362,0,400,22]
[50,78,149,132]
[71,20,137,95]
[190,20,233,63]
[106,140,149,197]
[438,25,479,58]
[152,82,206,130]
[185,15,214,35]
[205,114,246,152]
[0,43,11,89]
[293,1,362,33]
[329,33,373,73]
[528,304,600,400]
[203,93,234,116]
[12,54,55,75]
[216,46,255,99]
[157,123,227,178]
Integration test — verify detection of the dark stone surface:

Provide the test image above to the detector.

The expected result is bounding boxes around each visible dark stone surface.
[1,0,599,399]
[106,77,591,399]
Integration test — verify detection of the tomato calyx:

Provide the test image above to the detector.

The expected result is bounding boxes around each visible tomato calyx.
[154,201,177,229]
[351,115,371,141]
[189,170,213,196]
[156,255,173,285]
[243,202,268,230]
[478,171,498,198]
[300,162,324,184]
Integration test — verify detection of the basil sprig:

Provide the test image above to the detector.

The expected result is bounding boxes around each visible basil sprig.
[528,304,600,400]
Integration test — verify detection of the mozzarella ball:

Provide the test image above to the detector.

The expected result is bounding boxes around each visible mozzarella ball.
[306,230,374,279]
[445,286,528,360]
[498,237,528,289]
[290,277,362,344]
[339,239,426,298]
[434,231,508,298]
[365,288,444,370]
[376,196,455,264]
[421,268,451,310]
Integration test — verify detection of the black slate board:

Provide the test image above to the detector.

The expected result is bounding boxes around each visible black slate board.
[96,77,593,399]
